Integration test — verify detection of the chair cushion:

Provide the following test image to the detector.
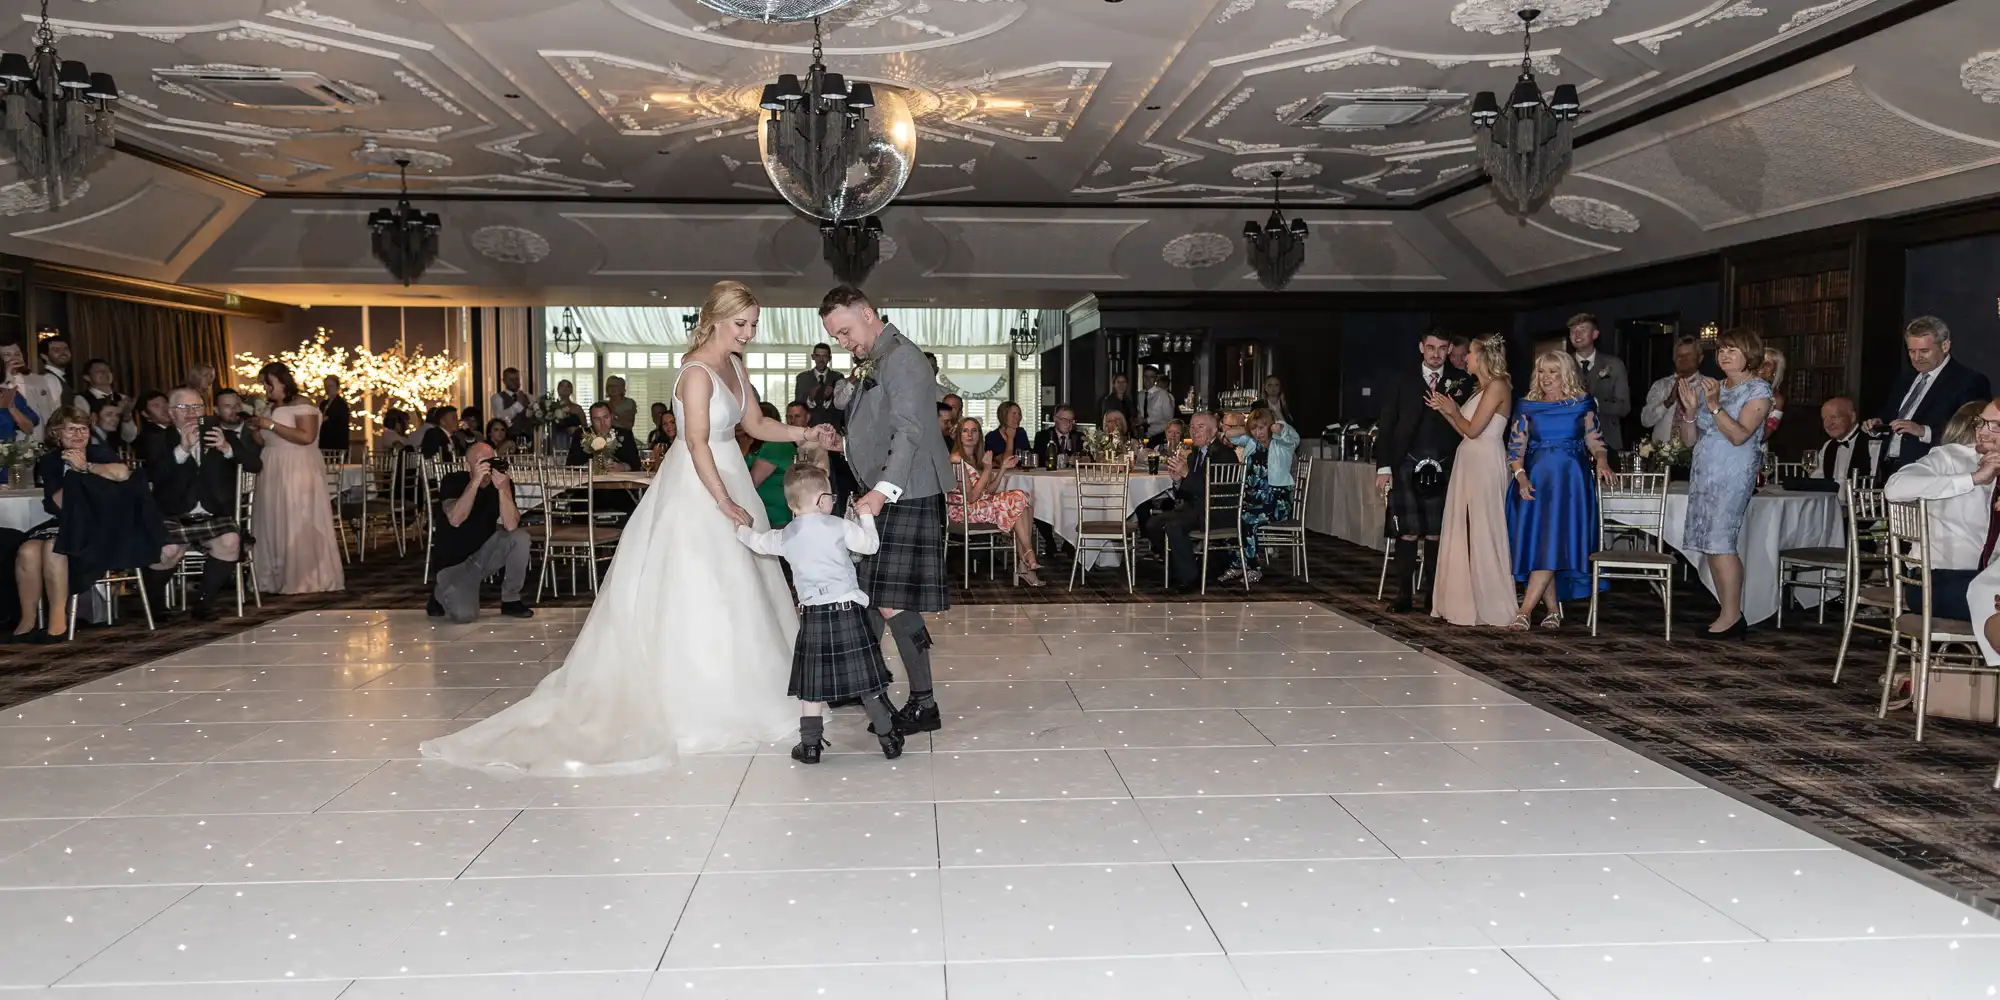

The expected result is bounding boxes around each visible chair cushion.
[1778,546,1846,567]
[548,524,622,544]
[950,522,1004,536]
[1893,613,1977,640]
[1077,519,1128,535]
[1191,528,1239,540]
[1855,586,1897,608]
[1589,551,1676,566]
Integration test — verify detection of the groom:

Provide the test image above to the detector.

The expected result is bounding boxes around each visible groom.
[821,285,954,736]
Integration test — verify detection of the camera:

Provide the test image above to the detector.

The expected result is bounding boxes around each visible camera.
[485,458,509,475]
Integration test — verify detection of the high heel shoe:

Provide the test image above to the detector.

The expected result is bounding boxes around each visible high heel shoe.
[1704,618,1748,641]
[1506,614,1531,632]
[1014,566,1045,587]
[1538,609,1563,630]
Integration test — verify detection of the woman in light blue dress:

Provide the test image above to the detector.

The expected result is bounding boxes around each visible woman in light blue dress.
[1680,327,1774,640]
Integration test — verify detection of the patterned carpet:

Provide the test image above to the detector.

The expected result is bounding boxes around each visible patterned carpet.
[3,531,1997,911]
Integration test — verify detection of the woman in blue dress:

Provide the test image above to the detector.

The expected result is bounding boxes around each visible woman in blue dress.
[1505,351,1616,630]
[1678,327,1773,639]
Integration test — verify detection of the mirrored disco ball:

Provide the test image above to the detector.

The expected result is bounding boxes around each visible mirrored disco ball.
[759,86,915,223]
[696,0,858,24]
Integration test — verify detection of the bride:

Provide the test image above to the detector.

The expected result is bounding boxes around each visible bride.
[420,281,817,776]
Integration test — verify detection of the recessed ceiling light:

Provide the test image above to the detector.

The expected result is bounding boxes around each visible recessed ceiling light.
[1145,105,1161,110]
[648,92,688,104]
[1025,155,1038,160]
[657,149,671,155]
[503,93,521,99]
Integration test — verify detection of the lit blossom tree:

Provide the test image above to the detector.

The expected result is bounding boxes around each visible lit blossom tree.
[234,328,464,425]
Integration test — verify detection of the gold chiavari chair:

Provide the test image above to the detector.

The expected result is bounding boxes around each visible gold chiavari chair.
[1589,471,1676,640]
[1072,462,1135,592]
[1256,456,1315,582]
[1832,484,1893,685]
[1879,499,1990,741]
[538,464,621,597]
[946,461,1012,587]
[1166,462,1244,595]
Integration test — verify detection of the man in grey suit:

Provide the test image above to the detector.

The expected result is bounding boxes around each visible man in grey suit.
[1568,313,1632,455]
[822,285,955,737]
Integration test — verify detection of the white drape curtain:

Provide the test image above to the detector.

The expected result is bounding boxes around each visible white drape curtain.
[558,306,1017,349]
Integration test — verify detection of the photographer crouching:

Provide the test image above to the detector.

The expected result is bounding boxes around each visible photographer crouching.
[428,441,535,623]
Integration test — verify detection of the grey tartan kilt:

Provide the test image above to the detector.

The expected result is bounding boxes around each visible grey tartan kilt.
[790,602,894,703]
[164,516,242,546]
[857,493,950,613]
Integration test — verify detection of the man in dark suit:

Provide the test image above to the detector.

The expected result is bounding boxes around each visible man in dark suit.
[794,342,844,428]
[419,405,462,461]
[213,388,265,469]
[142,387,255,620]
[1032,405,1086,462]
[1865,315,1994,478]
[1568,313,1633,456]
[318,375,351,456]
[1142,411,1240,594]
[1374,329,1473,612]
[567,401,641,470]
[1813,396,1883,485]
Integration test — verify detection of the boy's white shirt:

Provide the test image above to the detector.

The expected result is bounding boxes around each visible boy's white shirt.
[736,510,880,606]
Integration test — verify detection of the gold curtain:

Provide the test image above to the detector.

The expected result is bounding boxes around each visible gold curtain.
[64,294,229,403]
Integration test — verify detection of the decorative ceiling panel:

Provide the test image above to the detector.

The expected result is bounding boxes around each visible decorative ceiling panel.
[1448,200,1623,276]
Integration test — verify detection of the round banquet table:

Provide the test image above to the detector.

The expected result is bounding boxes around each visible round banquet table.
[1600,483,1843,626]
[1003,468,1175,569]
[0,486,42,533]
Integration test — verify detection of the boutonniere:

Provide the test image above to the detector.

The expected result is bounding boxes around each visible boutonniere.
[1596,369,1611,380]
[1439,377,1464,395]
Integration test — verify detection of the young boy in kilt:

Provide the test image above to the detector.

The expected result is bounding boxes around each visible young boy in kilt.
[736,464,905,762]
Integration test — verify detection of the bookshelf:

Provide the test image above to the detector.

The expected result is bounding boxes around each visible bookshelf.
[1732,265,1851,420]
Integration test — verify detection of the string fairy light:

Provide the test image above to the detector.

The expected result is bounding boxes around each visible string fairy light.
[234,327,465,425]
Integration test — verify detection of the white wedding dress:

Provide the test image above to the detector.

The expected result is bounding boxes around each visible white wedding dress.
[420,357,798,776]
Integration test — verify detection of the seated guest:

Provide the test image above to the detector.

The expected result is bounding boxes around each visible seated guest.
[1142,412,1239,594]
[0,349,40,442]
[938,401,956,448]
[569,401,640,470]
[942,392,963,427]
[376,408,412,452]
[1221,407,1301,584]
[419,405,462,461]
[135,391,173,451]
[427,442,533,623]
[947,417,1042,587]
[454,406,483,454]
[11,407,130,641]
[87,395,123,450]
[649,402,669,437]
[1034,405,1086,462]
[1884,399,1997,624]
[141,388,252,621]
[1814,395,1882,484]
[983,401,1031,465]
[1154,418,1187,453]
[1103,409,1132,441]
[483,418,516,456]
[646,407,677,462]
[213,389,264,467]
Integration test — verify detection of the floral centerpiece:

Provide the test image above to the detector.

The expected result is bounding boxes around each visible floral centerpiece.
[1634,436,1691,476]
[580,432,617,473]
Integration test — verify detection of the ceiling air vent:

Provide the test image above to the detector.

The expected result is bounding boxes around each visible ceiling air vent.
[155,69,374,112]
[1283,91,1465,129]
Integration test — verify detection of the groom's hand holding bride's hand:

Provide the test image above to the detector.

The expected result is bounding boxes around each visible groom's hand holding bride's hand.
[853,489,888,517]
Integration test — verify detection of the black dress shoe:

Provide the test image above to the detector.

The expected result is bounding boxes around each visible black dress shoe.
[877,729,905,760]
[500,601,534,619]
[190,601,220,623]
[868,700,942,737]
[427,597,447,619]
[791,740,824,764]
[1704,618,1749,641]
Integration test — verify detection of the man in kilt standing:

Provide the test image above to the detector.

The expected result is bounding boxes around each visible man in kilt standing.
[820,285,954,735]
[1373,330,1472,613]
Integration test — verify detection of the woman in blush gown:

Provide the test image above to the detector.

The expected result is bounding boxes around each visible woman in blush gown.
[1425,333,1516,627]
[1505,351,1616,631]
[421,281,824,776]
[245,362,345,594]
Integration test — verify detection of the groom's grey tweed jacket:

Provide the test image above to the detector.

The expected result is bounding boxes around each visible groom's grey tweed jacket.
[843,324,954,502]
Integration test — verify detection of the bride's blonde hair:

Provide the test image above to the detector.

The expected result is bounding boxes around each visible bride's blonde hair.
[689,280,759,353]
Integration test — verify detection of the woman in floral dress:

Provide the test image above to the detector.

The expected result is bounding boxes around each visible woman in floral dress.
[1221,408,1300,584]
[948,417,1043,587]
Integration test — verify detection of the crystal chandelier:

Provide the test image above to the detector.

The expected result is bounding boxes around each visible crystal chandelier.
[1243,169,1307,292]
[0,0,119,212]
[758,17,897,222]
[1008,310,1040,359]
[695,0,856,23]
[367,158,441,286]
[821,216,883,284]
[1470,8,1583,215]
[550,306,585,356]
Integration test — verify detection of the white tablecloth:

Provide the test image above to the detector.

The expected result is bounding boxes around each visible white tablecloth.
[1603,484,1843,625]
[0,488,41,532]
[1003,469,1174,569]
[1305,459,1386,552]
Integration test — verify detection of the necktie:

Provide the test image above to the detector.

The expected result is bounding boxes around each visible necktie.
[1981,496,2000,569]
[1425,370,1438,393]
[1898,371,1934,421]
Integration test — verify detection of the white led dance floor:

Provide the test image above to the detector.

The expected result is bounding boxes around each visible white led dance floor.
[1,601,1997,999]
